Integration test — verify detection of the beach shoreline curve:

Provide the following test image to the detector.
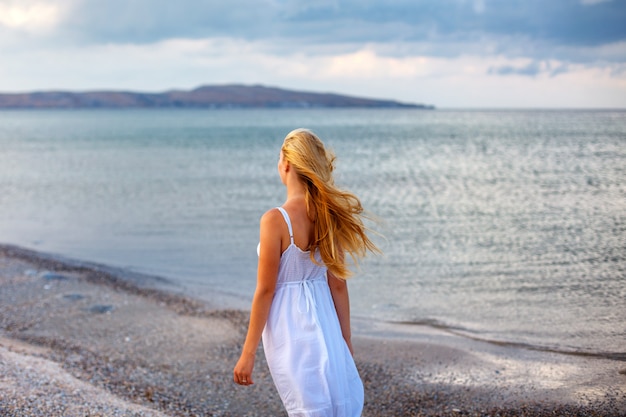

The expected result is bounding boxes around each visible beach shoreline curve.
[1,243,624,416]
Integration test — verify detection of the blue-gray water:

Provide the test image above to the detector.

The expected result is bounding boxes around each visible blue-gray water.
[1,108,624,357]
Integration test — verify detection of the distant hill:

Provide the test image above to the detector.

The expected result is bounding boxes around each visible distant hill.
[0,84,434,109]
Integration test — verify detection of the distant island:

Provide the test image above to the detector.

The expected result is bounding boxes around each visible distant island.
[0,84,434,109]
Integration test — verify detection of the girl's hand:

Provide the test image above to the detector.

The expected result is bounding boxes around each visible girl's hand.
[233,353,255,386]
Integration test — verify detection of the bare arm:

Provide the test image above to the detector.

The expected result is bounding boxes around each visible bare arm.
[328,272,354,355]
[233,209,283,385]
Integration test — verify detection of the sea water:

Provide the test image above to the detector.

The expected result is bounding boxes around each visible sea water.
[0,108,624,357]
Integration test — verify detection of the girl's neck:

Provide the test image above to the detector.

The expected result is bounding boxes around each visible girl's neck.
[285,189,306,202]
[285,173,307,201]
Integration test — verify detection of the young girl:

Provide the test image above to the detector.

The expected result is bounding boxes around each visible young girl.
[233,129,378,417]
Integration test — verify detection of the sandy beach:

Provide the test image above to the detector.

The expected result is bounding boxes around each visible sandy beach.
[0,244,624,416]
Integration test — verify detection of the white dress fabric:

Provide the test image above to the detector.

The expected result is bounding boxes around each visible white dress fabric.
[262,207,364,417]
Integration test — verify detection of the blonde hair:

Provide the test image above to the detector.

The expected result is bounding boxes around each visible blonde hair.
[281,128,379,279]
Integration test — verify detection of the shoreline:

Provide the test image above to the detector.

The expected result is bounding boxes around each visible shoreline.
[5,243,623,361]
[1,243,625,416]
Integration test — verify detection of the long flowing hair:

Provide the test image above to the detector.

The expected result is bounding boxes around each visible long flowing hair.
[281,128,379,279]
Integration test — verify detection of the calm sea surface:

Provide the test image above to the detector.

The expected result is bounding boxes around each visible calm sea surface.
[0,108,624,357]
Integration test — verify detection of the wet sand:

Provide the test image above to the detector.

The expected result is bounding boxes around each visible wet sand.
[1,244,624,416]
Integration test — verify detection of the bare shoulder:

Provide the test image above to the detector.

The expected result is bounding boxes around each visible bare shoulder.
[260,208,284,230]
[259,208,286,253]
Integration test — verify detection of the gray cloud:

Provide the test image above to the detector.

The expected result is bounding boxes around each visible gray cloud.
[487,60,573,77]
[62,0,276,43]
[19,0,626,65]
[489,61,544,77]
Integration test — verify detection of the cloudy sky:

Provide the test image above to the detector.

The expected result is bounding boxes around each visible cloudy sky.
[1,0,625,108]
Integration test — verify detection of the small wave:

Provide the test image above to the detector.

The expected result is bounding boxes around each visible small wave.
[0,243,177,290]
[394,318,467,332]
[392,319,626,362]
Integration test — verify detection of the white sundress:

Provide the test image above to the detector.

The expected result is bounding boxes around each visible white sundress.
[261,207,364,417]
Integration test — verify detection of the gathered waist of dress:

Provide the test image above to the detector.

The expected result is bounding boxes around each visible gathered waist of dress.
[275,275,327,313]
[275,275,327,288]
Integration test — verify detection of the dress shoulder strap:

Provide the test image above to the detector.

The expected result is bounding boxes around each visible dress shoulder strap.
[276,207,295,244]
